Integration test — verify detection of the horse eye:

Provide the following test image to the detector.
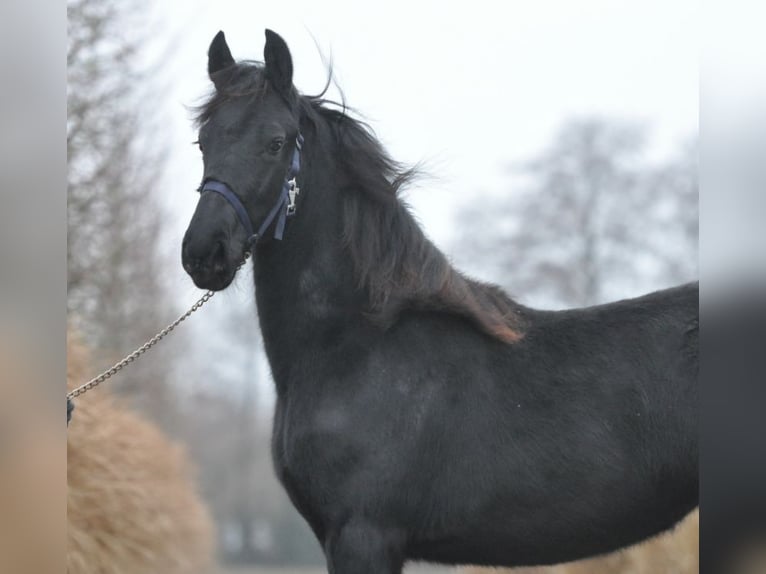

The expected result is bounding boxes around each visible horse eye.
[269,139,284,153]
[193,140,203,153]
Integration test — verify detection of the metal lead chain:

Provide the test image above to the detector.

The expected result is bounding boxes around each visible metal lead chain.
[67,253,250,401]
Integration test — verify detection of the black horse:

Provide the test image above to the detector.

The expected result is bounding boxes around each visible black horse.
[182,30,698,573]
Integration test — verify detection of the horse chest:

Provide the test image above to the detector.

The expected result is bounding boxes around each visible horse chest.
[272,395,360,524]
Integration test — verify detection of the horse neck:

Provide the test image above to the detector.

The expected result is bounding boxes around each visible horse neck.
[251,132,365,391]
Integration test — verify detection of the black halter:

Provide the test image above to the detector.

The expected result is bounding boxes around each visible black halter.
[199,132,304,245]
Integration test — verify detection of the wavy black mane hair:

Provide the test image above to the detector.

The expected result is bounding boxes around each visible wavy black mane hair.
[195,62,523,343]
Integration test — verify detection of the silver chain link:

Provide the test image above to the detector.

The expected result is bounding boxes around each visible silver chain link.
[67,254,250,401]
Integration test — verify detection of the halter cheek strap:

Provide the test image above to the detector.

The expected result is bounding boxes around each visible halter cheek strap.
[199,132,304,246]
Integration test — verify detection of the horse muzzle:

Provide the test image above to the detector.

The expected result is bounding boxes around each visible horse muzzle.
[181,235,238,291]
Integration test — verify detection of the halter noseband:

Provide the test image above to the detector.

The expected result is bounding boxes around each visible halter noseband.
[199,132,304,245]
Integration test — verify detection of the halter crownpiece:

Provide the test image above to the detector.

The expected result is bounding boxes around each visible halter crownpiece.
[199,132,304,245]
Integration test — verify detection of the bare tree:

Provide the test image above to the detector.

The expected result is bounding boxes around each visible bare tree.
[642,139,699,285]
[456,118,698,309]
[67,0,177,421]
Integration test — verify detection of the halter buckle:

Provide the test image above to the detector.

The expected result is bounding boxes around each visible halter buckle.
[286,177,300,216]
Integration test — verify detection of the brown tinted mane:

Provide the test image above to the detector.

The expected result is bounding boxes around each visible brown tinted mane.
[301,100,524,344]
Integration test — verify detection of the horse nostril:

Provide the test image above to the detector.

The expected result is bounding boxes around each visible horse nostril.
[210,240,227,273]
[182,239,227,277]
[183,257,205,274]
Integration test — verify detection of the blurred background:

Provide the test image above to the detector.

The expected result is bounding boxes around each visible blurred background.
[66,0,700,572]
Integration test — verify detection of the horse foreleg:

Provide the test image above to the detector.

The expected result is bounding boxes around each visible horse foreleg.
[324,522,405,574]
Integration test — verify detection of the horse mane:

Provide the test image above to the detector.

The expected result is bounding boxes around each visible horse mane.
[195,63,524,344]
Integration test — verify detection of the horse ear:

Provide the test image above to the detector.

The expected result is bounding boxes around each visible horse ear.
[263,29,293,95]
[208,31,235,86]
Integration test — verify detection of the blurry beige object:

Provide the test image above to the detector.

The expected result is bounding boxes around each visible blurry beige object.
[462,509,698,574]
[0,333,66,574]
[67,332,214,574]
[729,539,766,574]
